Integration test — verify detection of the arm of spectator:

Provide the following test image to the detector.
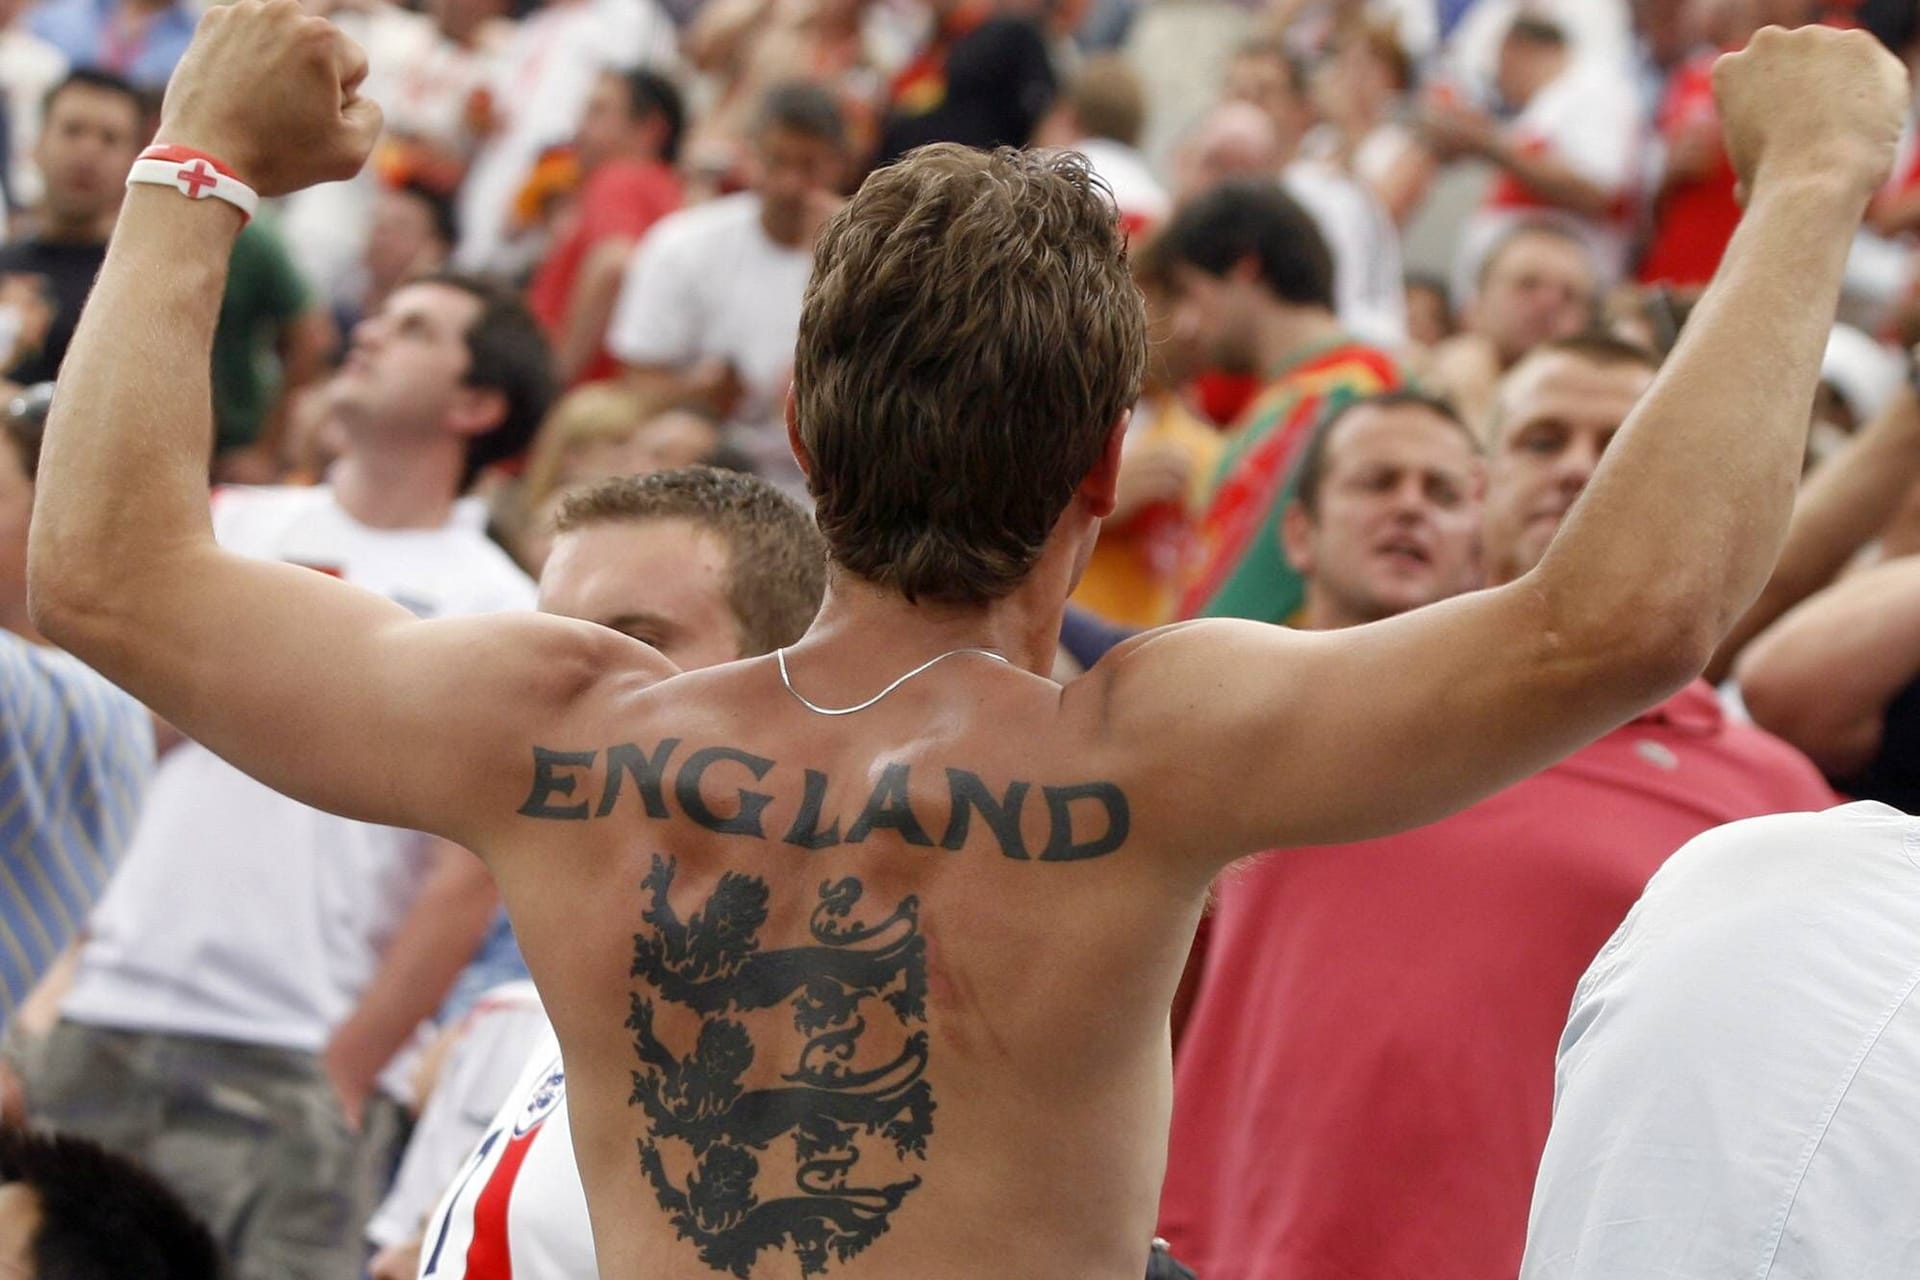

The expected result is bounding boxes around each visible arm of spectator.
[1372,141,1438,227]
[322,838,499,1128]
[1706,377,1920,681]
[554,235,635,385]
[625,358,742,421]
[685,0,772,74]
[1737,554,1920,777]
[1482,132,1620,219]
[1660,120,1724,192]
[1868,184,1920,237]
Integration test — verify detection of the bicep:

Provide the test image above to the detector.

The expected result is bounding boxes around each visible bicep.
[55,544,659,846]
[1101,585,1672,861]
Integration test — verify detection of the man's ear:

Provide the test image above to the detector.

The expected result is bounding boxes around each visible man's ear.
[785,390,812,483]
[1280,499,1315,575]
[448,385,508,440]
[1080,413,1129,518]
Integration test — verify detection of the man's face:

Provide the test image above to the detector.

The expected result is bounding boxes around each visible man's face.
[34,86,143,230]
[538,516,744,671]
[1283,404,1482,627]
[1482,351,1654,584]
[752,126,841,246]
[576,72,640,172]
[331,282,482,436]
[1169,263,1261,373]
[1471,232,1597,365]
[0,1182,39,1277]
[363,190,446,295]
[0,435,31,617]
[1223,53,1310,152]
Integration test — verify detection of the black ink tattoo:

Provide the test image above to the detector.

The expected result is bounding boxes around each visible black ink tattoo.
[627,855,933,1276]
[520,742,1133,863]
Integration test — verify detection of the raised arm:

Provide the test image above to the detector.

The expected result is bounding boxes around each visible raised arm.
[1096,27,1908,865]
[26,2,667,848]
[1736,554,1920,778]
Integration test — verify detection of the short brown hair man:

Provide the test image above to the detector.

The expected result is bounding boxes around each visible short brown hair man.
[29,7,1910,1278]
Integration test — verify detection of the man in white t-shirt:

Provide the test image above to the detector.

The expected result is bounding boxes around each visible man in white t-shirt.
[608,81,848,497]
[25,274,556,1280]
[1523,802,1920,1278]
[363,467,829,1280]
[1424,14,1644,291]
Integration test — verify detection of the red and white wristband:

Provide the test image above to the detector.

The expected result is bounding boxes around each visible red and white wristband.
[125,145,258,224]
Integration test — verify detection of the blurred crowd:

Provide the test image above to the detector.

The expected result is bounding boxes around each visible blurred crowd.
[0,0,1918,1277]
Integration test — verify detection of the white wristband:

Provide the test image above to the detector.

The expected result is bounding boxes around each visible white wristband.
[126,156,259,223]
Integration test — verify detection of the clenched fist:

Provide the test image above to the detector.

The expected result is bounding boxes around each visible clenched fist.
[153,0,382,197]
[1715,24,1908,206]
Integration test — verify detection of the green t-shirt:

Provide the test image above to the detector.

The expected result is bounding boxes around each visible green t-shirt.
[211,215,311,452]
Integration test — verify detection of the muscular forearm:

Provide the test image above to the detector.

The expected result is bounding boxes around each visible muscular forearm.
[1737,555,1920,774]
[326,840,498,1114]
[29,192,237,630]
[1489,139,1616,218]
[1538,174,1868,668]
[1707,383,1920,681]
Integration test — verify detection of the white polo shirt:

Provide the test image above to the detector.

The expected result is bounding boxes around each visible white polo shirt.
[64,486,535,1059]
[1523,801,1920,1279]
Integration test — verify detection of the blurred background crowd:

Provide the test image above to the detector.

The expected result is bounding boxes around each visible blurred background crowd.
[1,0,1919,1277]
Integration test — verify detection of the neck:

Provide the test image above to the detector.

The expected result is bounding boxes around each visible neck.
[1297,582,1370,632]
[328,438,464,530]
[39,207,113,244]
[1255,304,1345,375]
[796,553,1076,682]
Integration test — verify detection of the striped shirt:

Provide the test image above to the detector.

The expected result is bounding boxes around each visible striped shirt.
[0,632,150,1022]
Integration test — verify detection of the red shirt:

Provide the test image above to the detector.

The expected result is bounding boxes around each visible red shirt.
[1638,52,1740,288]
[526,158,681,382]
[1157,681,1834,1280]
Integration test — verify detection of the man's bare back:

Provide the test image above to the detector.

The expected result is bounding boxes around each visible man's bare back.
[22,9,1909,1277]
[505,657,1202,1276]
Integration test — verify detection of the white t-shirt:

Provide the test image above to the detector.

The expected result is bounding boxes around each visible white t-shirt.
[416,1024,596,1279]
[1072,136,1171,230]
[1284,157,1409,351]
[1458,57,1643,291]
[454,0,678,274]
[368,982,552,1252]
[607,191,813,491]
[1523,801,1920,1279]
[64,486,535,1059]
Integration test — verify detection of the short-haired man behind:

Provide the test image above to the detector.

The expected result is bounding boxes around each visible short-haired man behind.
[1424,220,1599,433]
[1161,179,1405,624]
[29,13,1908,1278]
[609,80,845,495]
[1159,345,1837,1280]
[372,466,829,1280]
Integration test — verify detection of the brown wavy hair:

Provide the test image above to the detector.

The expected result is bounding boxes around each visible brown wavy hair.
[794,144,1147,604]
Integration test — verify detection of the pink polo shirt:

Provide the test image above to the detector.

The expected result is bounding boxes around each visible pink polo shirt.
[1157,681,1834,1280]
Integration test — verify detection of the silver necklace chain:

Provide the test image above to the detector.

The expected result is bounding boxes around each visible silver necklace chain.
[776,646,1012,717]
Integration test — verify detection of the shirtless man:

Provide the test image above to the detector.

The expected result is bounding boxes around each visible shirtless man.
[25,8,1908,1277]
